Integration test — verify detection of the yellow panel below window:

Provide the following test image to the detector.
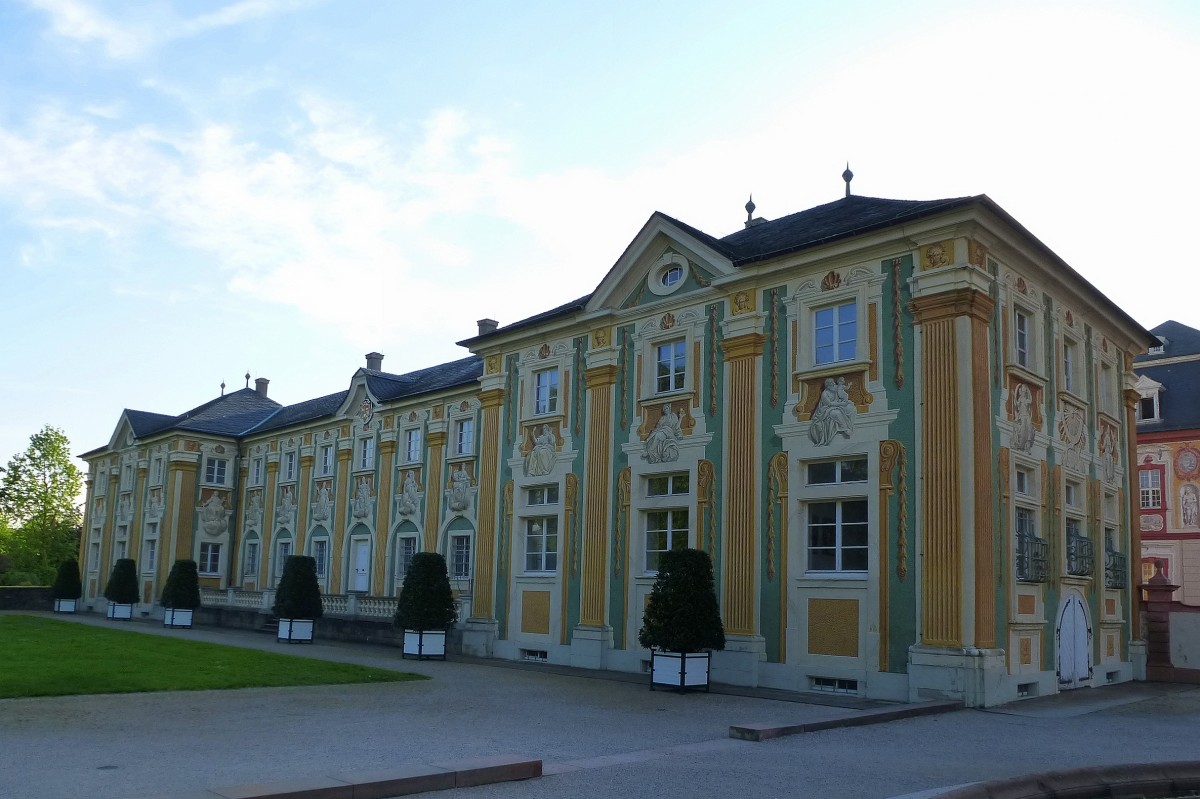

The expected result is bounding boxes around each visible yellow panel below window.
[1017,594,1036,615]
[1106,634,1116,658]
[521,590,551,635]
[807,598,859,657]
[1019,637,1033,666]
[1105,598,1117,617]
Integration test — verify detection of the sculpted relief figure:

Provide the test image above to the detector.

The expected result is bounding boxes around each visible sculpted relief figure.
[1183,485,1199,528]
[645,404,683,464]
[278,486,295,521]
[1012,383,1037,453]
[1099,427,1118,483]
[245,491,263,529]
[311,484,330,522]
[809,377,855,447]
[448,464,472,513]
[524,425,556,477]
[1057,405,1087,472]
[201,493,227,536]
[398,471,420,516]
[351,477,372,519]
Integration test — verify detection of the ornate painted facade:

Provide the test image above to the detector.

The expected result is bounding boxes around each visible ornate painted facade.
[79,189,1156,706]
[1134,321,1200,605]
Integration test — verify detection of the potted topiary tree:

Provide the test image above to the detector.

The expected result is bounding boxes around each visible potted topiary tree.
[273,555,322,643]
[52,558,82,613]
[103,558,139,620]
[160,559,201,629]
[639,547,725,692]
[394,552,457,659]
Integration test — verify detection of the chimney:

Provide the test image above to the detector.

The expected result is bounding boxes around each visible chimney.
[254,378,269,397]
[477,318,499,336]
[365,352,384,371]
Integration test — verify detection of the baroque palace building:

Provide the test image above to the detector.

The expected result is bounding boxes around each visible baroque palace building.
[79,179,1156,706]
[1134,320,1200,602]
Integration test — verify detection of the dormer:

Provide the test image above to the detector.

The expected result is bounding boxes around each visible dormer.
[1134,374,1164,423]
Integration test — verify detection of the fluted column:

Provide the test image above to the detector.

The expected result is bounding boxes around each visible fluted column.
[423,431,447,553]
[581,364,617,627]
[374,438,397,593]
[722,333,765,637]
[470,388,505,620]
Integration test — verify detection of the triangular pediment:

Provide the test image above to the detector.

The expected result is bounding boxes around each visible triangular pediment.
[335,372,381,423]
[585,213,735,313]
[106,415,137,452]
[1135,374,1165,394]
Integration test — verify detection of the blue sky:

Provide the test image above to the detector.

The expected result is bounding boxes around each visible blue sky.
[1,0,1198,474]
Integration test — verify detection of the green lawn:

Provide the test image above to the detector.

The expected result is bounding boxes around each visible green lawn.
[0,615,425,698]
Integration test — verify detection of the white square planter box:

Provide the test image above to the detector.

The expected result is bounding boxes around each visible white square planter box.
[650,650,711,692]
[163,608,194,629]
[106,603,134,620]
[278,619,314,643]
[53,598,77,613]
[402,629,447,660]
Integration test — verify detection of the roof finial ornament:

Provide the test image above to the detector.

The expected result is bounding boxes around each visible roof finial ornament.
[245,371,251,389]
[843,162,854,197]
[745,194,756,223]
[220,380,226,396]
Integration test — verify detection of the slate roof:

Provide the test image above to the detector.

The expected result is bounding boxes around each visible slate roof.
[247,391,348,435]
[1135,321,1200,433]
[362,355,483,402]
[124,409,178,438]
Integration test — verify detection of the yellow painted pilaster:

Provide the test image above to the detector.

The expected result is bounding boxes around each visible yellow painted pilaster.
[723,332,765,637]
[260,459,279,586]
[424,432,447,553]
[374,439,397,593]
[173,459,199,566]
[581,364,618,627]
[99,471,119,588]
[296,452,314,556]
[332,445,352,594]
[471,388,505,619]
[130,464,147,573]
[1124,384,1142,640]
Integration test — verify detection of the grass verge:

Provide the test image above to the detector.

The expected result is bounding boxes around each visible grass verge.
[0,615,425,698]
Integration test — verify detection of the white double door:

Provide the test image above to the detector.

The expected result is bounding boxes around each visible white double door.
[1056,594,1092,689]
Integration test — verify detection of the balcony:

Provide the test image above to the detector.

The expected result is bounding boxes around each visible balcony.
[1066,533,1095,577]
[1016,532,1049,583]
[1105,549,1128,589]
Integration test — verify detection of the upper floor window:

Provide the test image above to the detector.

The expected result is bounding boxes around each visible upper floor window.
[152,458,164,485]
[1062,339,1079,394]
[1140,469,1162,509]
[404,429,422,464]
[660,265,684,288]
[534,369,560,415]
[358,438,375,470]
[1148,336,1166,355]
[319,445,334,476]
[655,339,687,394]
[283,451,296,482]
[204,457,228,485]
[1137,393,1160,422]
[814,301,856,365]
[251,457,264,486]
[1099,362,1115,415]
[456,419,475,456]
[1015,310,1031,368]
[1015,466,1033,496]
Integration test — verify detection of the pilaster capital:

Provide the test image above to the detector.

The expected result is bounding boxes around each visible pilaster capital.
[584,364,618,389]
[910,287,994,325]
[426,431,448,448]
[479,388,506,409]
[722,333,766,361]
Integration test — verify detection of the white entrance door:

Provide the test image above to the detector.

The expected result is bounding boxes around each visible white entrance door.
[351,539,370,592]
[1056,595,1092,689]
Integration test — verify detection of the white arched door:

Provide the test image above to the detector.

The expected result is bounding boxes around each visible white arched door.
[1056,594,1092,689]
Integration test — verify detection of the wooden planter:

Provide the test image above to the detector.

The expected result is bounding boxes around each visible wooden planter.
[106,603,134,621]
[402,629,447,660]
[278,618,314,643]
[53,598,77,613]
[650,650,711,692]
[163,608,194,629]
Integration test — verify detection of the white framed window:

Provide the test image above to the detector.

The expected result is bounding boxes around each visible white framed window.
[312,539,329,578]
[1137,393,1160,422]
[283,452,296,482]
[251,457,264,486]
[807,458,868,486]
[524,516,559,572]
[814,301,857,365]
[807,499,867,572]
[244,541,259,576]
[122,463,133,490]
[655,339,687,394]
[89,541,100,571]
[1140,469,1162,509]
[527,483,559,506]
[143,539,157,573]
[644,508,689,573]
[660,264,684,288]
[1064,480,1081,510]
[396,537,417,580]
[455,418,475,456]
[275,539,292,576]
[204,457,228,485]
[320,445,334,476]
[451,534,472,579]
[534,369,560,415]
[1014,309,1031,369]
[199,542,221,575]
[152,457,164,485]
[1062,339,1079,394]
[1015,466,1033,497]
[359,438,375,470]
[1148,336,1166,355]
[1099,362,1115,415]
[404,429,422,464]
[647,472,689,497]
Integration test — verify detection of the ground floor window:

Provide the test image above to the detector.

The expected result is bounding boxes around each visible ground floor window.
[276,539,292,576]
[244,541,259,576]
[199,542,221,575]
[89,541,100,571]
[524,516,558,573]
[806,499,867,572]
[451,534,472,579]
[142,539,157,573]
[397,536,417,581]
[644,508,689,573]
[312,539,329,578]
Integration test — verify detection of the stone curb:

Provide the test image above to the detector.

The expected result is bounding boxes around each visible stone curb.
[133,755,541,799]
[929,760,1200,799]
[729,699,962,741]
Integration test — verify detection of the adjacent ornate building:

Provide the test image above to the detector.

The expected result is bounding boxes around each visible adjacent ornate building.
[1134,321,1200,604]
[79,181,1156,706]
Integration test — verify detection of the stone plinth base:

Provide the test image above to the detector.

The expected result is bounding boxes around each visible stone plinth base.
[461,617,499,657]
[710,634,767,687]
[908,644,1007,707]
[569,625,613,670]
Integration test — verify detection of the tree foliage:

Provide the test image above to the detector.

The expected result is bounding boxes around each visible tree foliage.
[394,552,458,631]
[273,556,324,619]
[0,426,83,585]
[103,558,139,605]
[52,559,82,600]
[638,548,725,654]
[161,560,201,610]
